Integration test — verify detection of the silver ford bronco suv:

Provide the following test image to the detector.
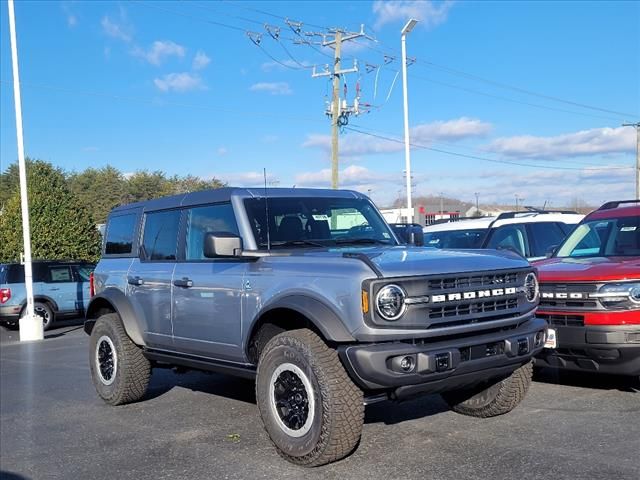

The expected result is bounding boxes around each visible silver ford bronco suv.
[85,188,546,466]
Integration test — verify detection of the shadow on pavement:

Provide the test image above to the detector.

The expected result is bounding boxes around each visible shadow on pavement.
[534,367,639,393]
[143,367,452,426]
[365,395,450,425]
[145,368,257,404]
[44,324,84,340]
[0,471,30,480]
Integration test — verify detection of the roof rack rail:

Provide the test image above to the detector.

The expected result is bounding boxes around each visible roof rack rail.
[487,209,579,229]
[597,200,640,210]
[523,206,578,214]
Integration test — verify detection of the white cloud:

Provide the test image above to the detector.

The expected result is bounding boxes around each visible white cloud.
[412,117,492,141]
[101,15,132,43]
[249,82,293,95]
[295,165,389,188]
[468,166,634,206]
[193,50,211,70]
[154,73,205,93]
[67,15,77,27]
[372,0,455,30]
[132,40,186,66]
[302,117,492,157]
[485,126,635,159]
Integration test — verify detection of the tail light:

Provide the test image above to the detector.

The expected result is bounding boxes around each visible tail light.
[0,288,11,304]
[89,272,95,297]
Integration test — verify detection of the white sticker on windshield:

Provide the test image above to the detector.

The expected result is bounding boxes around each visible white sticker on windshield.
[312,215,329,221]
[620,226,637,231]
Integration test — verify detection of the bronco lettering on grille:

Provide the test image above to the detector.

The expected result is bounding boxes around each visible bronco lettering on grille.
[431,287,517,303]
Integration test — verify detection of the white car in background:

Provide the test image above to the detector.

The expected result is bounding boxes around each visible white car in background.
[423,209,585,261]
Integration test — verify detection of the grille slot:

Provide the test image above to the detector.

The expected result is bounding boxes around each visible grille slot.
[538,313,585,327]
[429,298,519,320]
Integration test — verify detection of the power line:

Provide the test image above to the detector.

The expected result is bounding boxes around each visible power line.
[350,39,636,120]
[347,122,614,167]
[344,126,634,172]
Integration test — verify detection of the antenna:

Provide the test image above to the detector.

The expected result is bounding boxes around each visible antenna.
[263,168,271,252]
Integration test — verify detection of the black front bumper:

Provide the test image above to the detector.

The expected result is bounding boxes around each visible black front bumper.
[338,317,547,398]
[535,324,640,376]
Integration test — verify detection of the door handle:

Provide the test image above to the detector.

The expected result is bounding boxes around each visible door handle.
[173,277,193,288]
[127,276,144,286]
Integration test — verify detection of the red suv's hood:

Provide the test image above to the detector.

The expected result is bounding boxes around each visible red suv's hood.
[533,256,640,283]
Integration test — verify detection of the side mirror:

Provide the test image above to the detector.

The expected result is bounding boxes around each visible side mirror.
[407,226,424,247]
[203,232,243,258]
[545,244,558,258]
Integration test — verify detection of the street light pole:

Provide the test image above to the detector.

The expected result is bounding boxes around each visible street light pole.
[401,18,418,223]
[7,0,43,341]
[622,122,640,199]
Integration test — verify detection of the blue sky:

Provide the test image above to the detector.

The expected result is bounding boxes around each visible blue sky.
[1,0,638,208]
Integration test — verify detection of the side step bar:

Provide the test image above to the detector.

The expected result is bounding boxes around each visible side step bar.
[144,349,257,380]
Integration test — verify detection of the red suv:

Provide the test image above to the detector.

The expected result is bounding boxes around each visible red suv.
[534,200,640,377]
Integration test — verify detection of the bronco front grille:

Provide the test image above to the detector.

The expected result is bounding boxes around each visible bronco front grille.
[539,283,600,311]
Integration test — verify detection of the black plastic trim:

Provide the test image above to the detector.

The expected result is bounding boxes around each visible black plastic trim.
[144,349,256,379]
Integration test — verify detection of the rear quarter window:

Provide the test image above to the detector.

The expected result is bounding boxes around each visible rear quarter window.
[105,213,137,256]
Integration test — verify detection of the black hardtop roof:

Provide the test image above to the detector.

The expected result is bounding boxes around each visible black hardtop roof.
[110,187,366,214]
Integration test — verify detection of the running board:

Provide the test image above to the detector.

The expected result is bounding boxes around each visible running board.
[144,349,257,380]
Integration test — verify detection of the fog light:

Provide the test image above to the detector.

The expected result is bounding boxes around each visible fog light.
[534,331,545,348]
[517,338,529,355]
[400,355,415,372]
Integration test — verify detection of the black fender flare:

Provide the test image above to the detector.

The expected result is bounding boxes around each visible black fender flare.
[249,294,355,345]
[84,288,146,346]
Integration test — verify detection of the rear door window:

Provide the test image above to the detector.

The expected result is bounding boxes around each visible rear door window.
[141,210,181,261]
[105,214,137,255]
[48,266,73,283]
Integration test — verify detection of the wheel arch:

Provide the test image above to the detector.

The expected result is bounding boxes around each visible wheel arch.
[84,288,146,346]
[245,295,355,364]
[20,295,59,314]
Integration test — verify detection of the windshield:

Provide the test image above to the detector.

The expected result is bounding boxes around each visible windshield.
[556,215,639,258]
[424,229,486,249]
[244,197,396,249]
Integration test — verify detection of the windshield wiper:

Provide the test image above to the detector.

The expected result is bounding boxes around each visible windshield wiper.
[334,238,391,245]
[269,240,327,248]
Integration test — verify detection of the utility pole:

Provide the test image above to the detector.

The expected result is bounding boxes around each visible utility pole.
[312,26,367,189]
[474,192,480,214]
[7,0,43,341]
[622,122,640,199]
[439,192,444,217]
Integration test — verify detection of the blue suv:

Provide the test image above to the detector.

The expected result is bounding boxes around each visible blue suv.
[0,261,95,330]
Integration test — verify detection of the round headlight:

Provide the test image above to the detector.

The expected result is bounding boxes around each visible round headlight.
[376,284,406,320]
[629,285,640,305]
[524,273,539,302]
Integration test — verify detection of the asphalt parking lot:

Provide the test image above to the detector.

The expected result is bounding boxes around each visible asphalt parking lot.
[1,322,638,480]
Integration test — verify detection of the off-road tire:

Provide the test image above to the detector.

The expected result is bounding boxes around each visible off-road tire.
[442,361,533,418]
[256,328,364,467]
[20,302,54,331]
[89,313,151,405]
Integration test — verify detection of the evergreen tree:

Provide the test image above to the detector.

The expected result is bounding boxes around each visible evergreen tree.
[0,160,101,262]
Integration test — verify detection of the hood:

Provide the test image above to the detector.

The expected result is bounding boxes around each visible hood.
[533,256,640,283]
[301,246,531,277]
